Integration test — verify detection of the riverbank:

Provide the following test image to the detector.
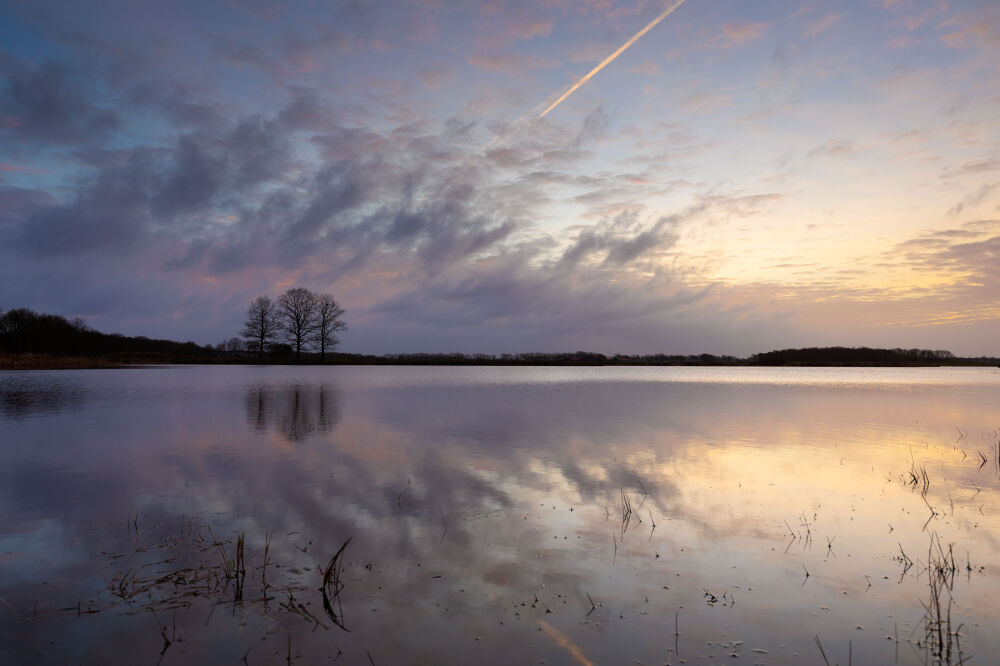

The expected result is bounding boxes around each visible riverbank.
[3,352,998,370]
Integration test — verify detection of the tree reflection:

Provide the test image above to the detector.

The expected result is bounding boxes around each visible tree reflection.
[246,383,340,442]
[0,379,85,419]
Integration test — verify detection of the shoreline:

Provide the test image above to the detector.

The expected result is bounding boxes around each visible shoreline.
[3,353,998,371]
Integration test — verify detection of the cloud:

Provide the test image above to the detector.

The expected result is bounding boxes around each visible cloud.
[362,253,757,355]
[0,62,784,355]
[718,21,770,49]
[128,80,224,129]
[467,51,559,75]
[886,35,918,49]
[509,19,553,41]
[627,61,659,76]
[223,42,284,75]
[568,42,617,64]
[3,93,300,261]
[886,219,1000,302]
[7,87,547,283]
[758,220,1000,334]
[0,61,118,147]
[556,209,676,268]
[941,159,1000,179]
[2,0,997,357]
[939,5,1000,50]
[218,12,365,79]
[807,139,859,159]
[803,13,840,38]
[417,67,458,90]
[556,192,782,270]
[947,182,1000,217]
[676,91,730,114]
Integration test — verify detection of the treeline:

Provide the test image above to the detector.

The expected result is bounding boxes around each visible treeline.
[300,348,998,366]
[0,308,213,359]
[3,308,998,367]
[321,351,747,366]
[750,347,965,366]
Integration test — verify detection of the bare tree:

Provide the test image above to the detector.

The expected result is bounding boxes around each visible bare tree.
[278,287,318,360]
[241,295,278,359]
[313,294,346,361]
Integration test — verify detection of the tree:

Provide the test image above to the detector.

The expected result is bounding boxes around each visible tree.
[313,293,346,361]
[241,295,278,359]
[277,287,318,360]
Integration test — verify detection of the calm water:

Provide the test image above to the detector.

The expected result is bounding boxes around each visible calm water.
[2,365,999,665]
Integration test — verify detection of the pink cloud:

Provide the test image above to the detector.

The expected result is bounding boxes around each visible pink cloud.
[939,6,1000,50]
[803,13,840,38]
[467,51,559,76]
[568,41,616,63]
[627,61,659,76]
[719,21,771,49]
[0,163,42,174]
[807,139,860,159]
[904,6,943,31]
[510,19,553,40]
[676,91,730,114]
[417,67,457,91]
[886,35,918,49]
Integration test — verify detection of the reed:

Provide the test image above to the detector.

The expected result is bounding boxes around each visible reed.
[320,537,352,631]
[917,532,965,665]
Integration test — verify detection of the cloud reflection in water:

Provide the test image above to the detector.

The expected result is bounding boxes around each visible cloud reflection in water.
[1,366,999,664]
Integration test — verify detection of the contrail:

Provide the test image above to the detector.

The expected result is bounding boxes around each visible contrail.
[537,0,687,119]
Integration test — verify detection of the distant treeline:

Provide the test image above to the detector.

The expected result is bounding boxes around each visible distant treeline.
[314,349,999,366]
[750,347,971,366]
[2,308,998,368]
[0,308,212,360]
[334,351,746,366]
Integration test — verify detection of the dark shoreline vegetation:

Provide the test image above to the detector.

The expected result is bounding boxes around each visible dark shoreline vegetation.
[2,307,998,369]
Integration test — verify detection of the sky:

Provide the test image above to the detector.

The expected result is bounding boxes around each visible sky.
[0,0,998,356]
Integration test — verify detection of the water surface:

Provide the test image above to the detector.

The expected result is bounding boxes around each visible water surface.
[2,366,999,664]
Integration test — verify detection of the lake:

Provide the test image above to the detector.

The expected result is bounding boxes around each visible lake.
[2,365,999,664]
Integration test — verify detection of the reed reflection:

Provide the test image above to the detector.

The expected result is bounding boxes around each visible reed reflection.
[245,383,340,442]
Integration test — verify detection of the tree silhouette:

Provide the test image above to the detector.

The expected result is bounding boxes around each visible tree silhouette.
[313,293,347,361]
[278,287,318,360]
[241,296,278,359]
[0,308,209,357]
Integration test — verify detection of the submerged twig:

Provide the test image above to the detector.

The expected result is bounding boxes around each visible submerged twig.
[320,537,352,632]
